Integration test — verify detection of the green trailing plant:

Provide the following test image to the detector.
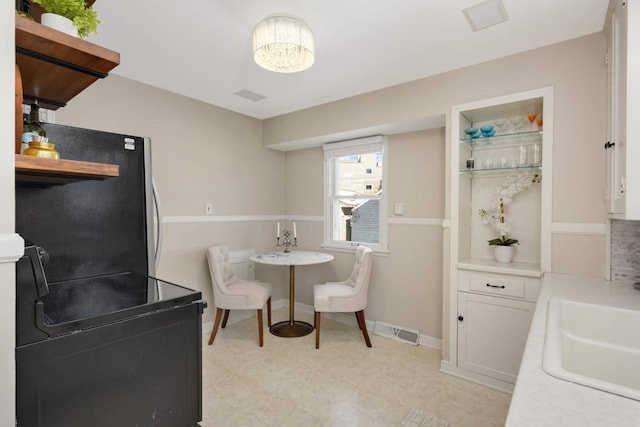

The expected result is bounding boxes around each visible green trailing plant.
[32,0,99,38]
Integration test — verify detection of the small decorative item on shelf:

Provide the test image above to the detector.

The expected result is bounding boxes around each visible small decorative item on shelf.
[464,128,481,139]
[510,115,524,132]
[493,118,507,135]
[31,0,100,38]
[22,102,46,154]
[526,112,538,130]
[24,137,60,159]
[478,173,541,263]
[276,222,297,252]
[480,125,495,138]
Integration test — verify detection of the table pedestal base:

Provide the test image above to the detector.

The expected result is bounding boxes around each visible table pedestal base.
[270,321,314,338]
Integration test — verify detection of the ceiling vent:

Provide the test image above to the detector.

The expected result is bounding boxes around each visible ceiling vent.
[234,89,267,102]
[462,0,509,32]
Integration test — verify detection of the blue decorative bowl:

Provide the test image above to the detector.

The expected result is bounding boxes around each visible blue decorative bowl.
[480,125,494,134]
[482,129,496,138]
[464,128,479,135]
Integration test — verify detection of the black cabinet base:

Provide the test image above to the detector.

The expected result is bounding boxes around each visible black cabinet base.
[16,303,203,427]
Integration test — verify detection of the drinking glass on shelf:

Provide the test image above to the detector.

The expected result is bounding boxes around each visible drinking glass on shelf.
[517,145,528,166]
[536,114,543,130]
[530,144,541,165]
[526,112,538,130]
[494,118,507,135]
[510,115,524,132]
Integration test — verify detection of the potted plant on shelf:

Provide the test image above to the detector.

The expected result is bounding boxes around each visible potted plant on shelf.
[479,173,541,263]
[31,0,99,38]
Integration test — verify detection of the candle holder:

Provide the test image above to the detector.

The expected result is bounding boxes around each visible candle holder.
[276,229,297,253]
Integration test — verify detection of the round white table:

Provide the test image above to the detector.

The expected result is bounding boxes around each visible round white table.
[250,250,334,337]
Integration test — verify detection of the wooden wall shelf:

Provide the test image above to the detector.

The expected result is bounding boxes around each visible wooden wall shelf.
[15,154,119,185]
[15,14,120,110]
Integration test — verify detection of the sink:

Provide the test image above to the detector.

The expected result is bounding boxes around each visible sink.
[543,299,640,401]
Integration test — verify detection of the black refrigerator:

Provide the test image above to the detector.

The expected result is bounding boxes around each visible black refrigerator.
[15,123,204,427]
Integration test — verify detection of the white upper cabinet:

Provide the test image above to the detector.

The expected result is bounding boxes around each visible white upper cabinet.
[605,0,640,218]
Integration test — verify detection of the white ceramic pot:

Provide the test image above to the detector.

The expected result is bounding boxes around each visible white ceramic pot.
[41,13,78,38]
[494,245,515,263]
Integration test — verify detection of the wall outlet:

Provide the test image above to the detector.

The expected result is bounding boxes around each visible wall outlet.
[205,203,213,215]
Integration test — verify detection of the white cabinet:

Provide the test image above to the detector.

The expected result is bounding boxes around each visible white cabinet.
[442,88,553,392]
[456,270,539,385]
[457,291,535,384]
[605,0,640,218]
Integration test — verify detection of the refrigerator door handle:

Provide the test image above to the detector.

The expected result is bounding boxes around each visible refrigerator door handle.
[152,176,163,272]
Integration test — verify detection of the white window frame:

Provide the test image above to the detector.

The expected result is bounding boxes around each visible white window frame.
[322,135,388,253]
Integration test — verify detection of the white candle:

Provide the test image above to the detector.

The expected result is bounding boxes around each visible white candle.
[293,222,297,238]
[277,222,280,238]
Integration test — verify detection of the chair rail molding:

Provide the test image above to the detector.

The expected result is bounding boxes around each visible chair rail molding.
[388,217,444,226]
[550,222,607,236]
[162,214,443,226]
[0,233,24,263]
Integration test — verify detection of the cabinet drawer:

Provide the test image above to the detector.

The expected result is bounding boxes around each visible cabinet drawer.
[468,274,525,298]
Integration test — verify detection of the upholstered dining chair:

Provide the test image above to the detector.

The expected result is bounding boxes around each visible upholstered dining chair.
[313,245,374,349]
[206,245,272,347]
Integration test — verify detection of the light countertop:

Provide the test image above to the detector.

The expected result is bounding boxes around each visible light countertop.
[506,273,640,426]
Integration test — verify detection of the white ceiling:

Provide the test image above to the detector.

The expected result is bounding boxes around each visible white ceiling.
[86,0,610,120]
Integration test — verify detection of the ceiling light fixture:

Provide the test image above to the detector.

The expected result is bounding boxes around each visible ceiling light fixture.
[252,15,315,73]
[462,0,509,32]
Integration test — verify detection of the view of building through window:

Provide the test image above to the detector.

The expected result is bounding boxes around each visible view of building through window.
[336,151,383,243]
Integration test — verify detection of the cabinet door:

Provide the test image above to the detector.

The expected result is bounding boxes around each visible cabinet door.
[457,292,534,384]
[606,0,627,215]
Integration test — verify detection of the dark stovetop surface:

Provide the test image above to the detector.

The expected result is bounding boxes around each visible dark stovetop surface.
[38,272,202,336]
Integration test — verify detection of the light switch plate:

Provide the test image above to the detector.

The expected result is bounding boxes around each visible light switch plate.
[394,202,405,216]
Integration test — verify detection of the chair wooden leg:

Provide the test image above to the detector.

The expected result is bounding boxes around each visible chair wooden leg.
[315,311,321,349]
[208,307,224,345]
[221,309,230,328]
[257,309,264,347]
[355,310,372,348]
[266,297,272,327]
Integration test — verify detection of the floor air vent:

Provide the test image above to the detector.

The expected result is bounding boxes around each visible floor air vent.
[373,321,419,346]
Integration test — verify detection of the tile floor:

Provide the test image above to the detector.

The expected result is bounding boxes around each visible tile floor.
[201,309,511,427]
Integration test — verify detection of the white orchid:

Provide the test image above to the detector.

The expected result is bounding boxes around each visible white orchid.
[478,173,541,246]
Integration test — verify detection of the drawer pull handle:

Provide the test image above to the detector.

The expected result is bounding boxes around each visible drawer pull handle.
[486,283,506,289]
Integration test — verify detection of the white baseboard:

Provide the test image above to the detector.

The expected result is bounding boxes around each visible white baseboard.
[418,334,442,350]
[203,298,442,351]
[440,360,514,394]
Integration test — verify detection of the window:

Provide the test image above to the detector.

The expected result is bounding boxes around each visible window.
[323,136,387,252]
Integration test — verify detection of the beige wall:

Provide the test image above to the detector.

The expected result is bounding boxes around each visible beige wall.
[283,129,445,336]
[56,75,285,217]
